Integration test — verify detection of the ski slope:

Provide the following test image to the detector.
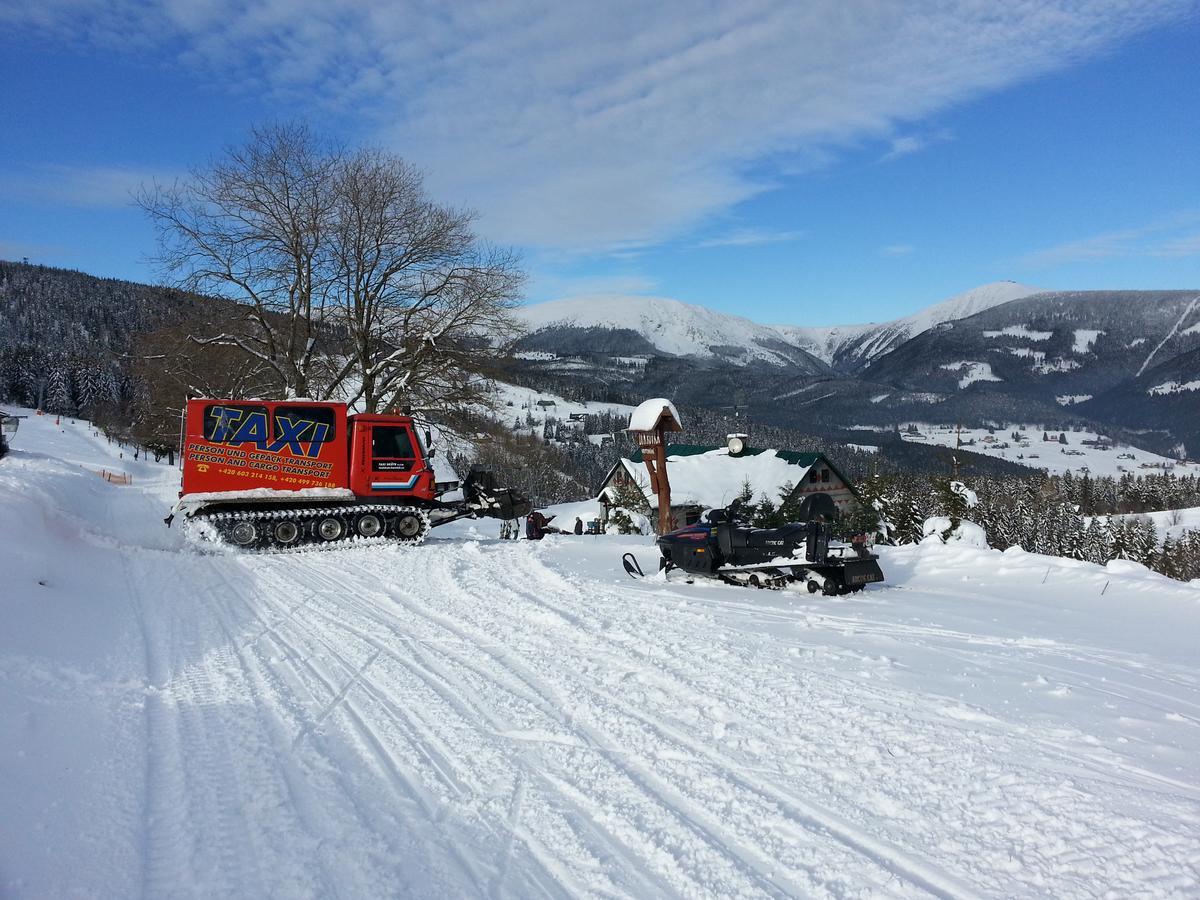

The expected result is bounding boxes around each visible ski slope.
[900,422,1195,478]
[3,411,1200,898]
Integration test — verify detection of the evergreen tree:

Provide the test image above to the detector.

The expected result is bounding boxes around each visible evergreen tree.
[752,493,779,528]
[45,364,72,414]
[776,481,803,524]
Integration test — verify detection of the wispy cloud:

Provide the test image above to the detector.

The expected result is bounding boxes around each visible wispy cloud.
[877,128,953,162]
[1,164,180,209]
[1154,232,1200,257]
[695,228,805,248]
[2,1,1193,251]
[881,243,915,257]
[879,136,929,162]
[1020,214,1200,267]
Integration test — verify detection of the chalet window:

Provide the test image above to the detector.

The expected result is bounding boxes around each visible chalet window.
[203,403,269,442]
[821,469,830,483]
[273,405,336,444]
[809,470,819,483]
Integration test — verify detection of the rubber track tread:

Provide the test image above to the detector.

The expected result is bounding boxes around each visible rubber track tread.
[192,505,431,552]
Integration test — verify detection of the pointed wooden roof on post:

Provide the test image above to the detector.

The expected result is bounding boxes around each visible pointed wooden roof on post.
[626,399,683,534]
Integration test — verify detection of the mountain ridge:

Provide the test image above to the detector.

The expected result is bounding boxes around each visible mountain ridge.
[517,281,1044,371]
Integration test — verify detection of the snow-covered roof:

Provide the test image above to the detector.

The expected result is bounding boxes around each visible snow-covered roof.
[627,398,682,432]
[617,447,813,510]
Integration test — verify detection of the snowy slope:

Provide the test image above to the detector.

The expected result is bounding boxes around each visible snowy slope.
[516,294,822,367]
[517,282,1042,371]
[900,422,1196,478]
[493,380,634,426]
[1107,506,1200,543]
[776,281,1043,368]
[3,412,1200,898]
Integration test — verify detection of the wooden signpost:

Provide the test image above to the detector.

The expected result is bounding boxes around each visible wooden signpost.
[627,399,683,535]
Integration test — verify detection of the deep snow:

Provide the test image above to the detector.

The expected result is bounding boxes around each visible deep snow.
[2,411,1199,898]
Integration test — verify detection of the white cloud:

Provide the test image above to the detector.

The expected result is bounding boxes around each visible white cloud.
[1,164,180,209]
[1154,232,1200,258]
[2,1,1193,251]
[877,128,953,162]
[1020,214,1200,267]
[695,228,805,248]
[879,136,928,161]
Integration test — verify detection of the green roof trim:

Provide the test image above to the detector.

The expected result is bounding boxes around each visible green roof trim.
[627,443,859,497]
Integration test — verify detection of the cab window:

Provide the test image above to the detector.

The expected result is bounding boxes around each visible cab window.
[273,405,337,443]
[372,425,415,459]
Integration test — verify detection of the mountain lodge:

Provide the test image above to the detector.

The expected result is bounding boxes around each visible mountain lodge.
[598,438,859,528]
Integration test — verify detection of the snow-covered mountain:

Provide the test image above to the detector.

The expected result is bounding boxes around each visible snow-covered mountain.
[515,294,831,372]
[776,281,1043,370]
[514,283,1199,456]
[517,281,1042,373]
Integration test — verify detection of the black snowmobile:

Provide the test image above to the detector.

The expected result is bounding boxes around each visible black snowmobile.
[623,499,884,595]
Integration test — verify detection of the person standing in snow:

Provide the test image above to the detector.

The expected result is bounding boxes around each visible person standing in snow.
[574,517,583,535]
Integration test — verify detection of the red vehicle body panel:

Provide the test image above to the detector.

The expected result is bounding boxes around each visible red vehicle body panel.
[180,399,436,502]
[182,399,349,495]
[348,414,437,501]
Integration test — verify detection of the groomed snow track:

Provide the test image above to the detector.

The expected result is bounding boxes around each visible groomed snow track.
[3,412,1200,898]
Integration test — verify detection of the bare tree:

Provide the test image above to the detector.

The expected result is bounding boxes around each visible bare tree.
[322,148,524,412]
[127,304,284,456]
[139,123,524,412]
[139,123,338,398]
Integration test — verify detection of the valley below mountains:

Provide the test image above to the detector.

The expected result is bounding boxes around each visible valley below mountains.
[2,259,1197,465]
[513,283,1200,457]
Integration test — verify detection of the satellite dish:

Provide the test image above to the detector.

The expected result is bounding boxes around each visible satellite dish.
[727,435,744,455]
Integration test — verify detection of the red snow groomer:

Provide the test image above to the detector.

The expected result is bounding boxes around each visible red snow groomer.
[169,398,531,549]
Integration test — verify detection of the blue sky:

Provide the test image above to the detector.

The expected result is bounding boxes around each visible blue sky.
[1,1,1197,326]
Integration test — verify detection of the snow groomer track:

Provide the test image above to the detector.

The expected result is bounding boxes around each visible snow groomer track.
[3,412,1199,898]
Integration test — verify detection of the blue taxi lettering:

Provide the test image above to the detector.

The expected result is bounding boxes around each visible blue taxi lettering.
[229,411,270,448]
[306,422,330,457]
[268,416,311,456]
[208,406,246,442]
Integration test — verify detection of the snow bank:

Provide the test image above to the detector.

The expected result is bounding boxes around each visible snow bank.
[5,410,1200,898]
[921,517,989,547]
[177,486,356,505]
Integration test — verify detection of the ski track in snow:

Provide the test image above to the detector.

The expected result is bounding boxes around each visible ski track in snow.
[1137,295,1200,377]
[3,413,1200,898]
